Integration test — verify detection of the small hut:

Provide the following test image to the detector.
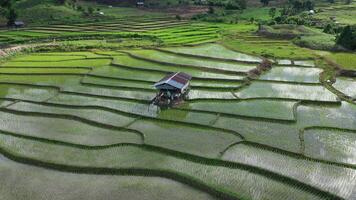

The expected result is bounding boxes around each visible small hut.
[136,0,144,7]
[14,21,25,28]
[153,72,192,106]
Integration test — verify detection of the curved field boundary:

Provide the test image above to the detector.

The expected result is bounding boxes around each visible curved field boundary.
[156,48,262,65]
[0,107,145,143]
[252,79,322,86]
[0,132,344,200]
[298,126,356,167]
[7,57,112,63]
[123,51,249,76]
[110,62,245,83]
[220,140,356,170]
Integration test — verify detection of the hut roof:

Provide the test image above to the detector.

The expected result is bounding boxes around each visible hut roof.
[154,72,192,91]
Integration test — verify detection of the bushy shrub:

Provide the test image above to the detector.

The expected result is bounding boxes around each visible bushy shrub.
[336,25,356,50]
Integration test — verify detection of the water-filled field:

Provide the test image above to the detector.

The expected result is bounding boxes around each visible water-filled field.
[0,43,355,200]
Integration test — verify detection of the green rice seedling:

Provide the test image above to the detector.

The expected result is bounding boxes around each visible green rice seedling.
[297,102,356,130]
[304,128,356,165]
[0,100,13,108]
[235,82,338,102]
[61,85,155,101]
[82,76,153,90]
[214,116,300,153]
[0,134,334,200]
[90,65,164,83]
[0,75,82,88]
[1,59,111,68]
[190,80,243,89]
[48,93,158,117]
[112,55,245,80]
[188,89,237,100]
[7,102,137,128]
[333,77,356,98]
[0,110,141,146]
[127,50,256,73]
[7,55,87,62]
[222,143,356,199]
[185,99,297,121]
[0,84,58,102]
[157,109,218,126]
[37,52,111,59]
[161,44,262,63]
[0,68,90,75]
[129,119,240,157]
[259,66,321,83]
[0,156,217,200]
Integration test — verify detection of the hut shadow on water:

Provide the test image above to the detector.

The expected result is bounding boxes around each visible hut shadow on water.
[151,72,192,110]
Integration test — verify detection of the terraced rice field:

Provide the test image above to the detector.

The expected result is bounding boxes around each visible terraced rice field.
[0,17,220,46]
[0,42,356,200]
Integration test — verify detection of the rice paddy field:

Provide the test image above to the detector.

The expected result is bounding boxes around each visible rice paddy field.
[0,16,356,200]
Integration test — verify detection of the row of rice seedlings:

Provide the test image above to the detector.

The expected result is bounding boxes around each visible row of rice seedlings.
[161,43,262,63]
[0,100,13,108]
[259,66,322,83]
[82,75,153,90]
[1,58,111,68]
[127,49,256,73]
[221,143,356,199]
[297,101,356,130]
[156,108,219,126]
[214,116,300,153]
[276,59,315,67]
[188,89,237,100]
[162,36,219,46]
[0,74,83,89]
[304,128,356,165]
[8,101,137,128]
[0,30,51,37]
[0,134,336,200]
[37,52,111,59]
[235,82,339,102]
[112,54,246,80]
[0,155,217,200]
[6,55,87,62]
[333,77,356,98]
[157,31,217,39]
[0,83,58,102]
[183,99,298,121]
[61,84,155,101]
[0,67,90,75]
[0,109,141,146]
[129,119,239,157]
[90,65,164,83]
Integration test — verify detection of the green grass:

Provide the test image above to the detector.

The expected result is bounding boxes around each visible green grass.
[325,52,356,70]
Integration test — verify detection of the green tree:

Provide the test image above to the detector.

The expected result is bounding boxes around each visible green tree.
[269,7,277,19]
[87,6,94,15]
[260,0,270,6]
[337,25,356,50]
[6,7,17,26]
